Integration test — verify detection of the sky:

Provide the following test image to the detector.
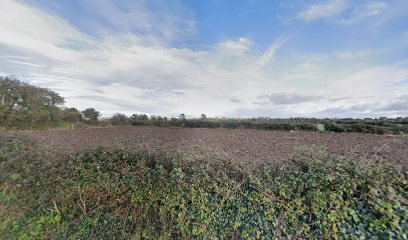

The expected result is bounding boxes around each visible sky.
[0,0,407,118]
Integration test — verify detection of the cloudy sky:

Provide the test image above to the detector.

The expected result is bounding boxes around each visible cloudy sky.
[1,0,407,118]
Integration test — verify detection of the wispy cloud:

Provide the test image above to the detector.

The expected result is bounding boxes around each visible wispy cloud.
[334,50,371,60]
[298,0,347,22]
[381,95,408,111]
[337,1,388,25]
[258,34,289,66]
[79,0,197,44]
[297,0,390,26]
[257,92,322,105]
[1,57,46,68]
[0,0,406,118]
[315,94,408,118]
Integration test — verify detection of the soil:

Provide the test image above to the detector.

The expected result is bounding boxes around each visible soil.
[22,126,408,166]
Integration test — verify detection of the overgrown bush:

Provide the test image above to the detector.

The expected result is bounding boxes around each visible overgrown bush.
[111,113,129,126]
[325,122,345,132]
[1,135,407,239]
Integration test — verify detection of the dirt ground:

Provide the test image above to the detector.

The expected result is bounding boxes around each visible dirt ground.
[22,126,408,166]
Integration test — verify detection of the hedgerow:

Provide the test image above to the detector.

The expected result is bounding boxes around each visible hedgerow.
[0,135,407,239]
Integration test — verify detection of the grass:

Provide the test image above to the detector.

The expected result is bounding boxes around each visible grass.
[316,123,325,132]
[0,134,407,239]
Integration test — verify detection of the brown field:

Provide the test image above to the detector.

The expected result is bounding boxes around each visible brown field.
[22,126,408,166]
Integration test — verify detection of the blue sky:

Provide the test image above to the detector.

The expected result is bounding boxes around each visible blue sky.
[0,0,407,117]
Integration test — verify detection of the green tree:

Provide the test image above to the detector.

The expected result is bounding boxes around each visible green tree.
[111,113,129,126]
[129,114,149,126]
[61,108,82,122]
[82,108,100,123]
[0,75,65,129]
[179,113,186,127]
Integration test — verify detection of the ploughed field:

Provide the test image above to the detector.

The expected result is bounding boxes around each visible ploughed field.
[4,126,408,238]
[24,126,408,165]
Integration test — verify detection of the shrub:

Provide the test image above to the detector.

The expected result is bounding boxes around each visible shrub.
[325,122,345,132]
[110,113,129,126]
[1,136,407,239]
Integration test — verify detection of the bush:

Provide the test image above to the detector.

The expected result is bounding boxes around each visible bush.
[1,136,407,239]
[325,122,345,132]
[110,113,129,126]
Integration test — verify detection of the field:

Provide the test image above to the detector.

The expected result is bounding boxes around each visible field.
[25,126,408,165]
[2,3,407,238]
[1,127,408,239]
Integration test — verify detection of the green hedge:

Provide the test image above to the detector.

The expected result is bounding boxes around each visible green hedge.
[1,136,407,239]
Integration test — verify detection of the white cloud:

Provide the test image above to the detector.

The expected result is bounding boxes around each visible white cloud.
[237,55,408,117]
[338,1,388,25]
[218,38,253,55]
[298,0,347,22]
[327,64,408,98]
[0,0,406,118]
[297,0,390,26]
[257,91,322,105]
[334,50,371,60]
[258,34,289,66]
[80,0,196,44]
[1,58,45,68]
[0,0,253,117]
[359,2,388,16]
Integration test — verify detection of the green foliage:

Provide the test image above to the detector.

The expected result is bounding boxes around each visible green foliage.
[324,122,345,132]
[0,134,25,163]
[0,76,65,129]
[316,123,325,132]
[129,114,149,126]
[1,135,406,239]
[110,113,129,126]
[111,113,408,135]
[61,108,82,123]
[1,75,407,134]
[0,76,103,130]
[81,108,100,123]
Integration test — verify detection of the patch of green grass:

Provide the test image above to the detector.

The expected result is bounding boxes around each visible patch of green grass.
[316,123,325,132]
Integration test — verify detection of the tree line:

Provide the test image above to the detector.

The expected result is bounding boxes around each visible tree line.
[1,76,407,134]
[110,113,408,135]
[0,76,100,129]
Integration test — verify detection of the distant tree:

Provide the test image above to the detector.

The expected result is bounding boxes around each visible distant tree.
[150,115,164,126]
[61,108,82,122]
[200,114,207,121]
[129,114,140,126]
[111,113,129,126]
[169,117,178,127]
[179,113,187,127]
[140,114,148,121]
[129,114,150,126]
[82,108,100,123]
